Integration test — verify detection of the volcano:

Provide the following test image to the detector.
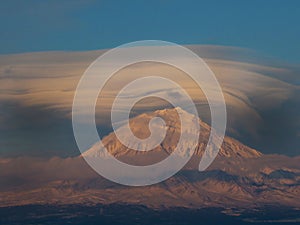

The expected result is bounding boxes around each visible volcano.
[1,108,299,212]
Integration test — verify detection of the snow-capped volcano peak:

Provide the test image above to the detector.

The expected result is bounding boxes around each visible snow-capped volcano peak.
[83,108,261,162]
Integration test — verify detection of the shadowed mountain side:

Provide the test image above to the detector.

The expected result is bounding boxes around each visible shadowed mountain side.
[0,155,299,209]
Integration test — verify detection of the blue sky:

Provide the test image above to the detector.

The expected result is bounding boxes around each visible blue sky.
[1,0,300,63]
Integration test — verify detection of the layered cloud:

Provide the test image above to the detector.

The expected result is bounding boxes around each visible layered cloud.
[0,45,299,156]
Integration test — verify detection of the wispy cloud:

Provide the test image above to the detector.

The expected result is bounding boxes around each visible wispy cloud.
[0,45,299,156]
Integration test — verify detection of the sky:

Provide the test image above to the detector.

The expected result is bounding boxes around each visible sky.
[1,0,300,63]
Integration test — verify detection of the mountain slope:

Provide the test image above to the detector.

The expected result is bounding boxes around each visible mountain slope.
[0,108,299,210]
[84,107,261,168]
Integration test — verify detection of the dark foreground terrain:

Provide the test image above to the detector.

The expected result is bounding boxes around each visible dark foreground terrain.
[1,204,300,225]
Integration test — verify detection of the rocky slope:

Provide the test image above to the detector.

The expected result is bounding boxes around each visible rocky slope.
[84,107,261,166]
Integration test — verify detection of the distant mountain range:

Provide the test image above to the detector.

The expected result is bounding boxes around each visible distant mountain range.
[1,108,300,214]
